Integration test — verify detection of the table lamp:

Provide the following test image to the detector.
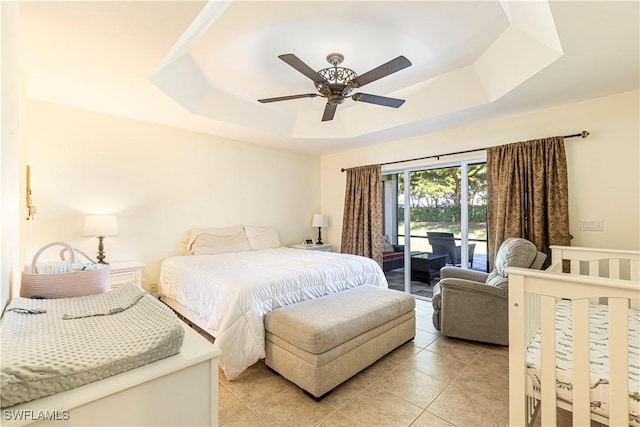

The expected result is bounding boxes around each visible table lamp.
[84,214,118,264]
[311,214,329,245]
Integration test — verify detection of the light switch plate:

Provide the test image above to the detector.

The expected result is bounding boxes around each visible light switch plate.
[580,218,604,231]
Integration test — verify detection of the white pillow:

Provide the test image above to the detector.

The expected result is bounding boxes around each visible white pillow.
[184,224,251,255]
[244,226,281,250]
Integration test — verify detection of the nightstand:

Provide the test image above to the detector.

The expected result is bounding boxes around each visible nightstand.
[290,244,334,252]
[109,261,145,288]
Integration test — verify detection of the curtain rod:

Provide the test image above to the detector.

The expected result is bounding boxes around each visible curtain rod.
[340,130,590,172]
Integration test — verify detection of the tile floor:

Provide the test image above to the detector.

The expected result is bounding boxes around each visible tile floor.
[217,298,512,427]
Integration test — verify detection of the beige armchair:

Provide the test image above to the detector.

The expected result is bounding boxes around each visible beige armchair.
[431,238,546,345]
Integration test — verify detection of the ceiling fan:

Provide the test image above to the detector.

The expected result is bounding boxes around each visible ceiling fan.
[258,53,412,122]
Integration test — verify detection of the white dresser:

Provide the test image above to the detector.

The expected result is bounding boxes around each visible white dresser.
[5,325,221,426]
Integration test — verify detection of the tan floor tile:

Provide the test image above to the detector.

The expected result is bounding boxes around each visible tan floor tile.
[414,329,441,348]
[218,383,250,424]
[410,411,455,426]
[220,409,267,427]
[376,364,449,408]
[450,364,509,404]
[416,315,440,334]
[406,348,469,383]
[470,341,509,356]
[426,336,484,364]
[427,366,509,426]
[339,384,423,426]
[315,410,366,427]
[414,301,433,318]
[248,385,334,426]
[469,348,510,374]
[219,366,228,385]
[222,361,291,407]
[384,340,424,364]
[321,374,373,409]
[356,353,402,383]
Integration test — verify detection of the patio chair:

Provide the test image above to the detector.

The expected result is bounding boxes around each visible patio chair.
[426,231,476,268]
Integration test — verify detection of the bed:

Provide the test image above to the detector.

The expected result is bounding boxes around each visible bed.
[158,232,388,381]
[508,245,640,426]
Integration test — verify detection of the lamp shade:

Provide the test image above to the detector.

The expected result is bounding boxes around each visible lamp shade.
[84,215,118,237]
[311,214,329,228]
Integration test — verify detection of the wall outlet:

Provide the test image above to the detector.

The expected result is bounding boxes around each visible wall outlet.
[149,282,157,293]
[580,218,604,231]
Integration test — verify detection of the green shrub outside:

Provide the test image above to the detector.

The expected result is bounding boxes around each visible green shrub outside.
[399,205,487,223]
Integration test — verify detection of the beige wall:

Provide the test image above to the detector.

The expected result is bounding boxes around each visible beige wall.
[13,90,640,297]
[23,100,321,289]
[321,90,640,252]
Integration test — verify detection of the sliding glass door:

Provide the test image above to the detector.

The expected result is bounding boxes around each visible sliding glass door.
[382,161,487,299]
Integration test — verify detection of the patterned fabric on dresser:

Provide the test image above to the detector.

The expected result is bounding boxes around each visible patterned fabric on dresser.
[526,300,640,426]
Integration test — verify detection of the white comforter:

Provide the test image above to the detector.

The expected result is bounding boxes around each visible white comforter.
[158,247,388,380]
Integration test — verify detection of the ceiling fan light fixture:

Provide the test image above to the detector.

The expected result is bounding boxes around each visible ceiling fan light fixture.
[315,53,358,96]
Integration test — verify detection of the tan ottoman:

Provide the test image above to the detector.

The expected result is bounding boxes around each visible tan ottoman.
[264,285,415,399]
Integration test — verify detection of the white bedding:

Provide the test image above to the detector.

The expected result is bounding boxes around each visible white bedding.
[526,300,640,426]
[158,247,388,380]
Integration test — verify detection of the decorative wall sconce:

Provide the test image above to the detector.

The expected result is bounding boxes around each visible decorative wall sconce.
[26,165,37,221]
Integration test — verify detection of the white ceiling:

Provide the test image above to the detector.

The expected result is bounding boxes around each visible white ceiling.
[18,1,639,155]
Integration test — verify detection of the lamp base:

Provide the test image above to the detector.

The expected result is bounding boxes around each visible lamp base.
[96,236,109,264]
[316,227,324,245]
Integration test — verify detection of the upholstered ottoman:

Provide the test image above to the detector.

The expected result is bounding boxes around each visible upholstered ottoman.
[264,285,415,399]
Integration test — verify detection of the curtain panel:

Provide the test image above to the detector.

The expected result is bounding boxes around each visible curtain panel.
[341,164,383,266]
[487,137,571,267]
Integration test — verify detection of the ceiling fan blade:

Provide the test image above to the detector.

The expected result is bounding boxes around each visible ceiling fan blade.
[322,103,338,122]
[351,56,412,88]
[278,54,327,84]
[352,93,405,108]
[258,93,319,103]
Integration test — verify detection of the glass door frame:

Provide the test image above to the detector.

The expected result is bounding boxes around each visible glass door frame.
[384,157,486,296]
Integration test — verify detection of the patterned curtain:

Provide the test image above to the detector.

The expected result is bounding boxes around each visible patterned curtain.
[341,164,383,266]
[487,137,571,267]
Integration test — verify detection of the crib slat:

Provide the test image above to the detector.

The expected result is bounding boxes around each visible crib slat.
[588,260,599,277]
[570,259,580,274]
[587,261,601,305]
[609,258,621,279]
[525,293,541,344]
[608,298,629,426]
[631,259,639,281]
[508,273,527,426]
[572,299,591,427]
[540,296,557,426]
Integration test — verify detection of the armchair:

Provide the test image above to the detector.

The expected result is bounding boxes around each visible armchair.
[431,237,546,345]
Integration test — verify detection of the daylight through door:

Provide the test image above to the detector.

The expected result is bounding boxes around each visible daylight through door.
[382,161,487,299]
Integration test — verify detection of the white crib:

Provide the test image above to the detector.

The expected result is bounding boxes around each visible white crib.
[508,246,640,427]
